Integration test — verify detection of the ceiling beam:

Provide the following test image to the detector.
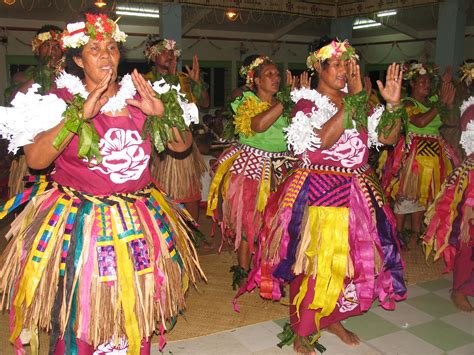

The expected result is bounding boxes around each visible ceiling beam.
[272,17,309,41]
[380,18,421,39]
[183,9,212,34]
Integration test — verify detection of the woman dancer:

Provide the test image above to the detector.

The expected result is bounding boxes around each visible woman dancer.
[423,63,474,312]
[207,56,294,288]
[241,39,407,352]
[0,12,204,354]
[390,62,459,241]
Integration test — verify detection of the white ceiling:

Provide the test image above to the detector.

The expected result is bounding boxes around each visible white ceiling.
[0,0,473,45]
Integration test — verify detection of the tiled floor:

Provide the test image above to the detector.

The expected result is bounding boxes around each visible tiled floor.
[157,275,474,354]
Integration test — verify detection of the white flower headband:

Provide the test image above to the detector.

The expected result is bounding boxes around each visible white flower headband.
[60,13,127,49]
[31,30,61,54]
[144,39,181,61]
[239,55,272,88]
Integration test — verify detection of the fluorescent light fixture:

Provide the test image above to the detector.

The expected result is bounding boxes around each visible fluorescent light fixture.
[115,5,160,18]
[353,18,381,29]
[377,10,397,17]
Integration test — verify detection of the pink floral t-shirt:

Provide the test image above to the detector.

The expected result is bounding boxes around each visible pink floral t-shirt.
[52,88,151,195]
[294,99,369,169]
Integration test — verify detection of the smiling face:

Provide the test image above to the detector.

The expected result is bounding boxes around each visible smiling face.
[254,63,281,95]
[316,58,348,91]
[73,37,120,86]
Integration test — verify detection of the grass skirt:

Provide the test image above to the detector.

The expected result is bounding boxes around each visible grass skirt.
[150,143,206,203]
[389,133,459,213]
[8,155,28,198]
[423,157,474,273]
[239,163,407,335]
[207,144,293,253]
[0,182,205,354]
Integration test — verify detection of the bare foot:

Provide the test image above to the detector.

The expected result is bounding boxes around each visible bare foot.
[326,321,360,346]
[451,290,474,312]
[293,335,317,354]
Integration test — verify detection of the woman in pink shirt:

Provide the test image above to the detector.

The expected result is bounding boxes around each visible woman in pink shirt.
[0,11,204,354]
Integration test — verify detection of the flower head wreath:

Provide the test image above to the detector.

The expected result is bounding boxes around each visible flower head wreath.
[32,30,62,54]
[60,13,127,49]
[144,38,181,61]
[402,62,438,81]
[306,40,358,71]
[459,61,474,87]
[239,55,272,88]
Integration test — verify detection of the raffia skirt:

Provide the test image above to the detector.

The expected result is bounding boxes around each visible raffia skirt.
[423,157,474,295]
[8,155,29,198]
[206,144,293,254]
[0,181,205,354]
[150,143,206,203]
[239,163,407,336]
[389,133,459,214]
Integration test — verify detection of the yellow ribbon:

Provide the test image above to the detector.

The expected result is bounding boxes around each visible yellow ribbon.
[110,206,141,355]
[292,206,349,338]
[207,152,239,216]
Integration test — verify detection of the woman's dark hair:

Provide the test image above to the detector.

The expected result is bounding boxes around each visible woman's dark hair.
[64,8,124,79]
[37,24,62,35]
[243,54,259,67]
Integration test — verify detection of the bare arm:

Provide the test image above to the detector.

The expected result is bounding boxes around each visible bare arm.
[316,109,345,149]
[250,102,284,133]
[407,103,438,128]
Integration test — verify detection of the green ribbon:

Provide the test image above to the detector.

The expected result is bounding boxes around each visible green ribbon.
[53,94,102,164]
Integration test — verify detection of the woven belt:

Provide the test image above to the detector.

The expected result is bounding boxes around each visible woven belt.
[239,144,290,158]
[298,162,371,174]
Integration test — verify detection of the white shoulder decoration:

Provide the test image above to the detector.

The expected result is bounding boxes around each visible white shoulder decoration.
[284,88,338,160]
[367,105,385,150]
[460,120,474,156]
[55,72,136,114]
[0,84,67,153]
[151,78,199,126]
[460,96,474,117]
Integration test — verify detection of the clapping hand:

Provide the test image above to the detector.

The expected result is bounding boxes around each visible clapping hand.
[439,81,456,108]
[84,69,113,120]
[127,69,164,116]
[377,63,403,105]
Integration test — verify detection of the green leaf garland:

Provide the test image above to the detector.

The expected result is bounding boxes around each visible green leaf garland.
[276,84,294,122]
[342,90,369,130]
[141,81,188,153]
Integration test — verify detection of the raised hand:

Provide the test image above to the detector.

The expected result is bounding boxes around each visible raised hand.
[185,54,201,83]
[441,65,453,84]
[346,59,363,94]
[126,69,164,116]
[299,71,310,89]
[377,63,403,105]
[439,81,456,107]
[285,69,299,90]
[84,69,113,120]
